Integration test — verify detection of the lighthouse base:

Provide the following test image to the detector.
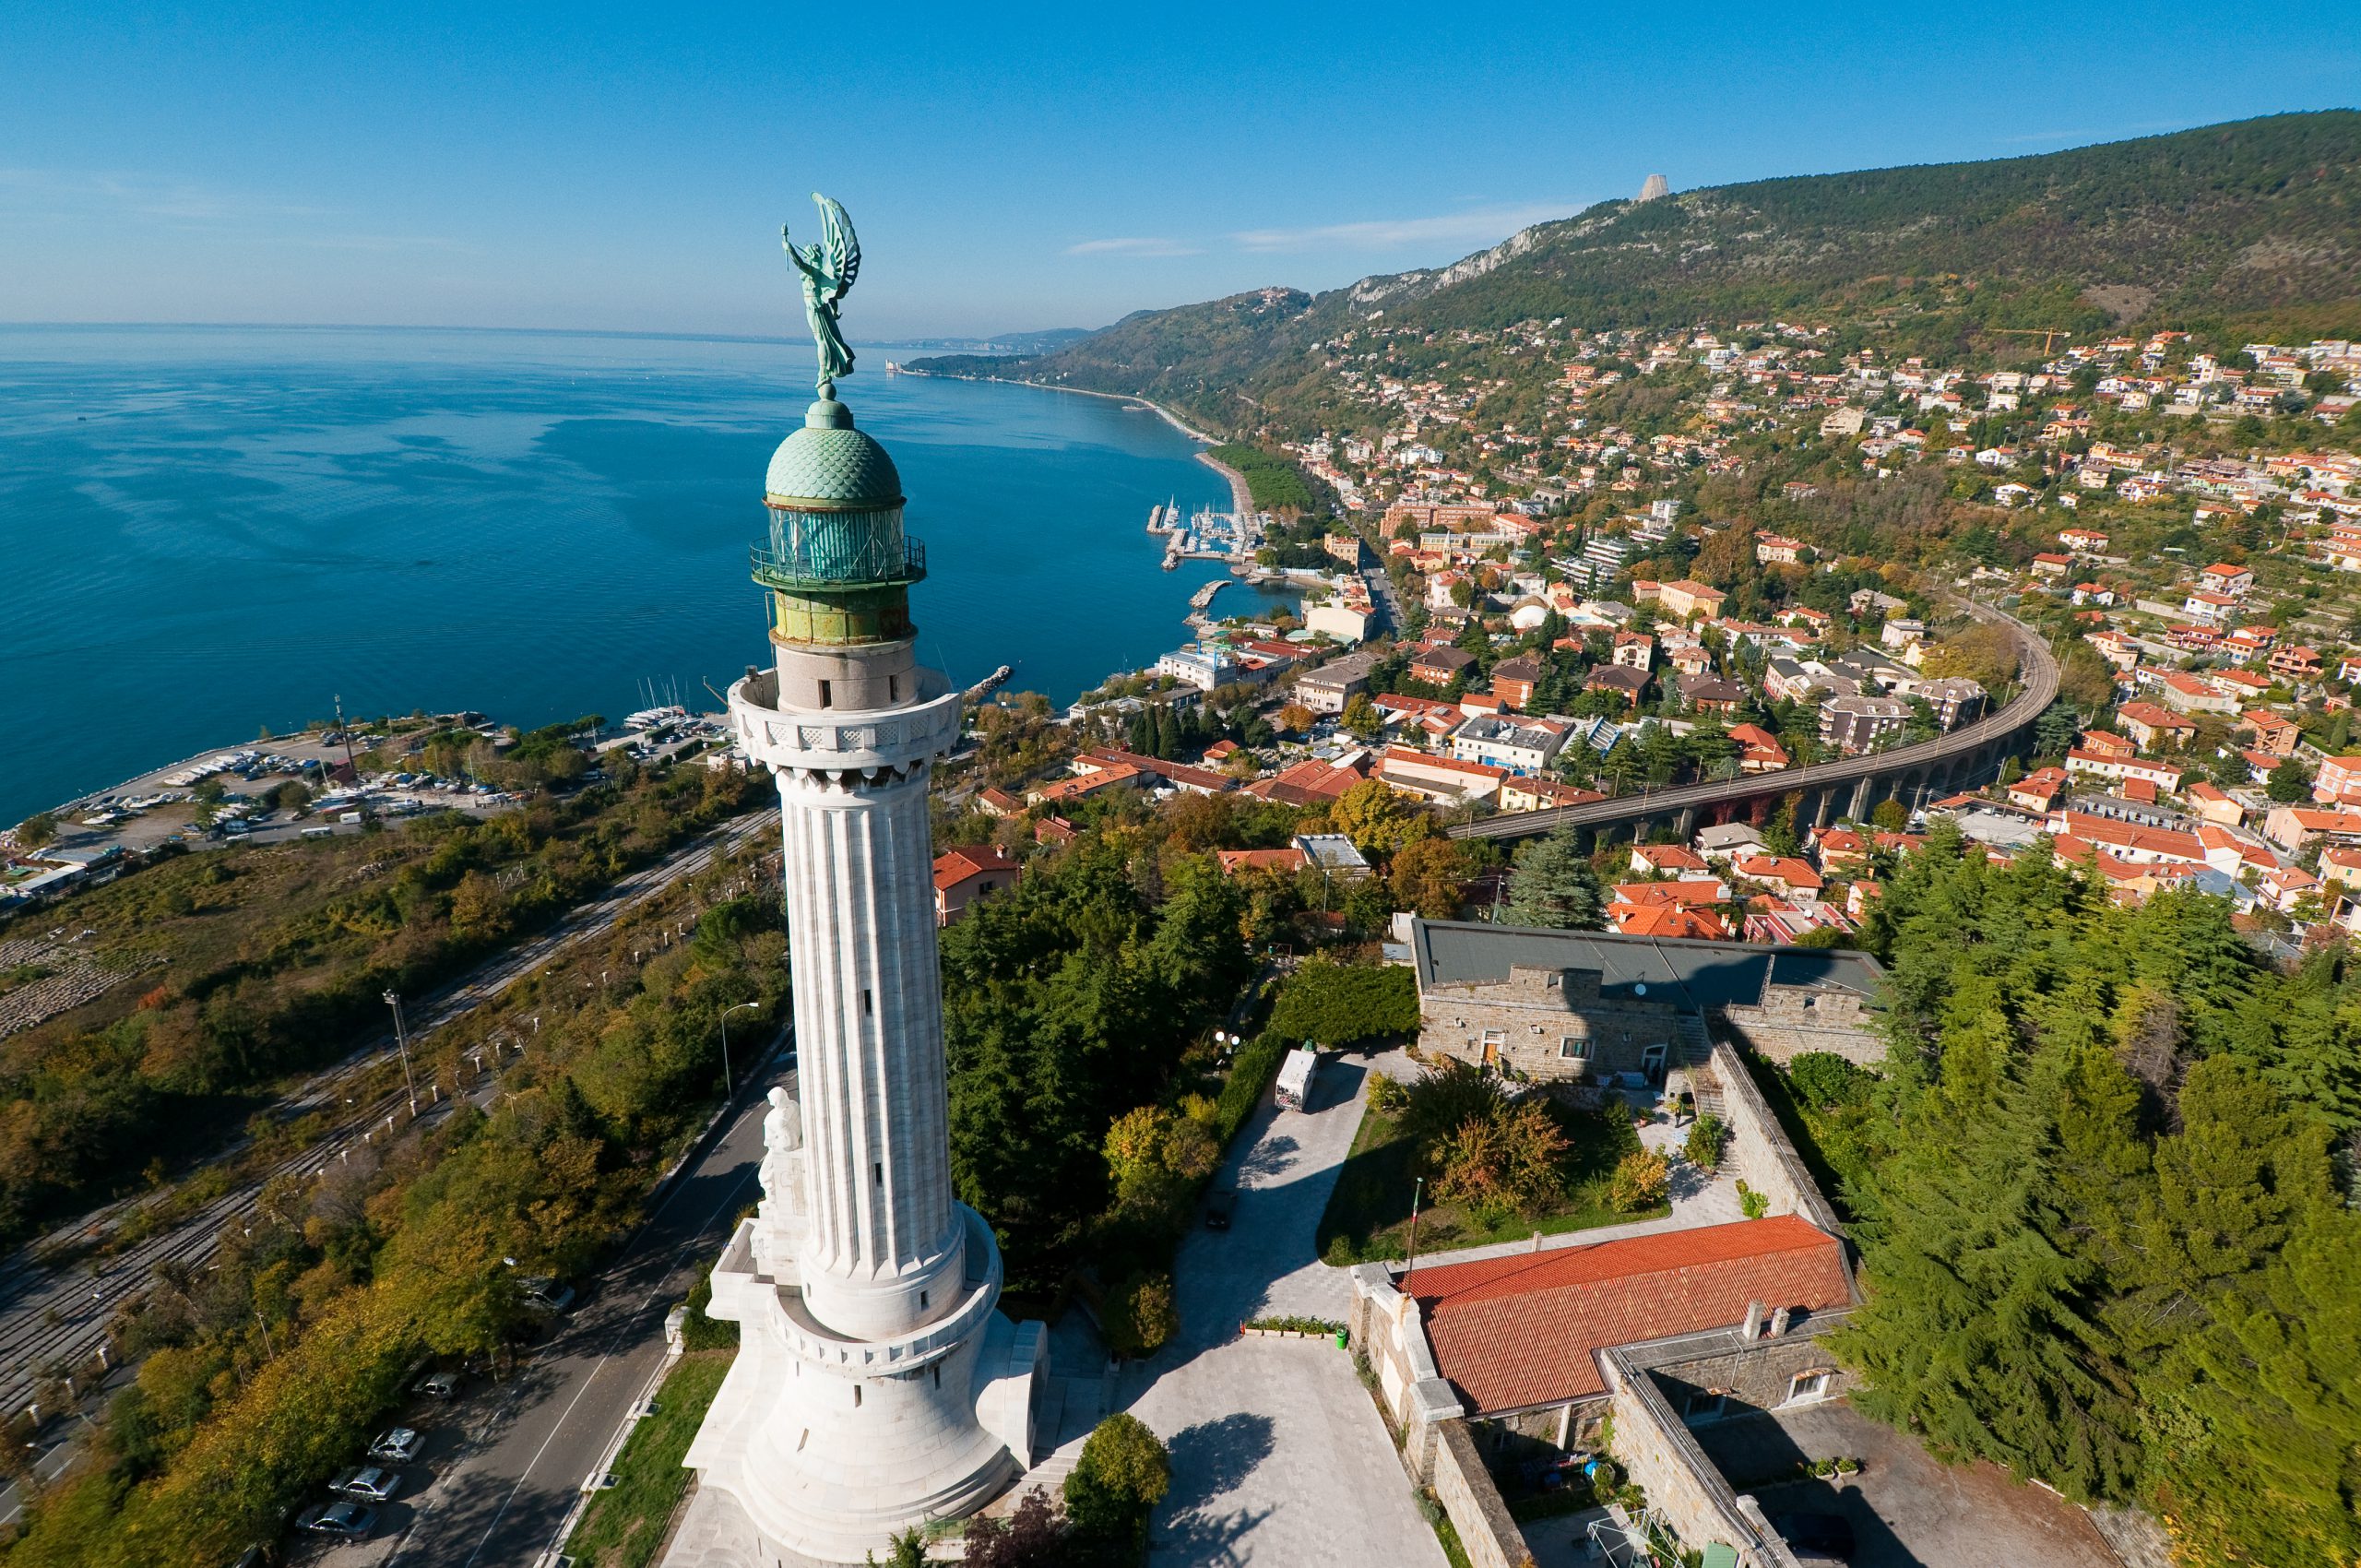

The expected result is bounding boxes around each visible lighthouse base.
[674,1208,1046,1566]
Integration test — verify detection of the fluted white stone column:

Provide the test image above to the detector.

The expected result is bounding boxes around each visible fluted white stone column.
[775,758,965,1341]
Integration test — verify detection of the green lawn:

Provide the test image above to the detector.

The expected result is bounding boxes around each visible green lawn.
[1318,1095,1667,1265]
[563,1351,734,1568]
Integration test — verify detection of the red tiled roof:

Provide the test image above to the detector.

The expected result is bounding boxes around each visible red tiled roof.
[1245,754,1367,806]
[1410,1216,1850,1414]
[933,845,1017,893]
[1608,905,1732,940]
[1215,848,1308,875]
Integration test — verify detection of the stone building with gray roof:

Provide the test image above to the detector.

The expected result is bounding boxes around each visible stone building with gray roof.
[1406,918,1886,1082]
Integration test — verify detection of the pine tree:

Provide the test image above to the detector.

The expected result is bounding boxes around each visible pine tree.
[2148,1206,2361,1567]
[1501,826,1604,929]
[1834,973,2145,1502]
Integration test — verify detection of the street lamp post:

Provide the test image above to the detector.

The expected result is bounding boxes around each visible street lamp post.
[1405,1175,1425,1279]
[381,990,419,1113]
[720,1001,761,1098]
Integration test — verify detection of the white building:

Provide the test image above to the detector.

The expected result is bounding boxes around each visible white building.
[1449,713,1572,774]
[1156,646,1241,691]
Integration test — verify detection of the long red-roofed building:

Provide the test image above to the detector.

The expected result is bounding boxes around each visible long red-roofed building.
[1406,1216,1852,1415]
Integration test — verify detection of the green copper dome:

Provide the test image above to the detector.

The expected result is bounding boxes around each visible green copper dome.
[764,397,904,508]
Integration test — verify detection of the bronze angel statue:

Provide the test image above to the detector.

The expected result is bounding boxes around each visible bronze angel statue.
[784,193,860,397]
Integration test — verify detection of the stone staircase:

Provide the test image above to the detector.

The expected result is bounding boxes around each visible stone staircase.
[1677,1012,1726,1118]
[988,1364,1112,1512]
[1674,1010,1715,1067]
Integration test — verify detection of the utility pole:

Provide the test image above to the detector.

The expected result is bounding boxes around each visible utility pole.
[382,991,419,1113]
[720,1001,761,1098]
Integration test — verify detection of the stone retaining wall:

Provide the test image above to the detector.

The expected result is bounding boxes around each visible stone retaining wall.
[1600,1344,1805,1568]
[1704,1041,1849,1245]
[1347,1262,1461,1482]
[1431,1419,1535,1568]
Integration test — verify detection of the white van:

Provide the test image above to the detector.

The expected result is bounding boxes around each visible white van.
[1274,1047,1319,1112]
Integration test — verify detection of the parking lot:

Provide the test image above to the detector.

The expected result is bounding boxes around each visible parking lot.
[1694,1400,2119,1568]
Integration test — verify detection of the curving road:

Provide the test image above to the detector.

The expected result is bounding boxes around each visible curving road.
[1450,600,2061,843]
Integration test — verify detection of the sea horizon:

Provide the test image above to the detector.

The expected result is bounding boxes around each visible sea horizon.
[0,325,1278,823]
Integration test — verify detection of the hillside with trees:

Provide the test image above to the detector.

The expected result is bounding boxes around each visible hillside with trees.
[916,112,2361,437]
[1762,826,2361,1567]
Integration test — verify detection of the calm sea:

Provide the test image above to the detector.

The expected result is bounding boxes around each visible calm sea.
[0,326,1279,824]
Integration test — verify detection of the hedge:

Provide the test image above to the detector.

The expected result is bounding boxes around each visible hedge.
[1266,964,1418,1047]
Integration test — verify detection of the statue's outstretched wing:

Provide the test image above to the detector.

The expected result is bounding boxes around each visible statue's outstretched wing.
[815,195,860,303]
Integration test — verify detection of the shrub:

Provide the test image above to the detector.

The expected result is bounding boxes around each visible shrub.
[1737,1179,1771,1219]
[1399,1058,1507,1166]
[1432,1100,1571,1218]
[1366,1071,1410,1117]
[1607,1149,1670,1214]
[960,1487,1062,1566]
[679,1267,740,1351]
[1786,1051,1876,1111]
[1064,1413,1171,1555]
[1243,1314,1343,1335]
[1683,1113,1727,1170]
[871,1524,930,1567]
[1215,1031,1289,1145]
[1104,1105,1218,1228]
[1103,1272,1177,1359]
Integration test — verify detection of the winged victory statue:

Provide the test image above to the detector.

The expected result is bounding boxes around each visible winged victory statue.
[783,193,860,398]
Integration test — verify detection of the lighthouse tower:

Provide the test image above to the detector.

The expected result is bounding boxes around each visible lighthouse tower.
[680,216,1043,1565]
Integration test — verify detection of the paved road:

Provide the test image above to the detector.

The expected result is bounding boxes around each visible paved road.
[0,809,777,1523]
[1360,560,1406,636]
[1125,1051,1445,1568]
[312,1054,783,1568]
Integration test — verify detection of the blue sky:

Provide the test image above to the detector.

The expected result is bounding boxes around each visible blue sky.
[3,3,2355,339]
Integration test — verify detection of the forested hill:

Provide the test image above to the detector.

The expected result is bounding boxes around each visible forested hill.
[915,112,2361,436]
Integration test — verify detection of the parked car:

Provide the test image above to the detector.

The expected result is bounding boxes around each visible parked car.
[368,1426,423,1463]
[1771,1512,1856,1562]
[330,1467,401,1503]
[416,1371,459,1399]
[1204,1187,1238,1230]
[521,1277,576,1314]
[294,1503,376,1539]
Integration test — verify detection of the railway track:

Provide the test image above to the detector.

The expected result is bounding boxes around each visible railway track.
[1450,600,2063,843]
[0,807,778,1494]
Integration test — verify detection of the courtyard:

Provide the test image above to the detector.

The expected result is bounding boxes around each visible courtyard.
[1693,1399,2120,1568]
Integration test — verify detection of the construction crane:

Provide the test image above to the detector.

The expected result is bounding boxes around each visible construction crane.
[1990,327,2070,354]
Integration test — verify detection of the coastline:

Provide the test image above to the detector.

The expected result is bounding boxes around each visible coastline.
[1195,448,1255,518]
[896,364,1257,517]
[893,364,1223,444]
